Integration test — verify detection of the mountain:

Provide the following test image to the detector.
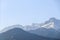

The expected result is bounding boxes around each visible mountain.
[24,18,60,31]
[0,25,24,33]
[29,18,60,39]
[42,18,60,30]
[0,24,40,33]
[0,18,60,40]
[0,28,59,40]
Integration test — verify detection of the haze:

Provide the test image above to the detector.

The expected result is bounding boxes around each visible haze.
[0,0,60,30]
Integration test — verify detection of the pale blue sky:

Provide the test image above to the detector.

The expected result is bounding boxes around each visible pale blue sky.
[0,0,60,30]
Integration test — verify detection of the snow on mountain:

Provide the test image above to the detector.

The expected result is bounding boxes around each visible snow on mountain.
[0,17,60,39]
[0,25,24,33]
[24,18,60,31]
[24,23,41,31]
[40,18,60,30]
[29,18,60,39]
[41,22,54,29]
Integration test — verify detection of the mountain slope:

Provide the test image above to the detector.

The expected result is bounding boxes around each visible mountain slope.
[29,18,60,39]
[0,28,59,40]
[30,28,60,39]
[0,28,40,40]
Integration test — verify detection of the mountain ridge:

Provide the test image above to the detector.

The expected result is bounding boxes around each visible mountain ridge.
[0,18,60,40]
[0,28,59,40]
[29,18,60,39]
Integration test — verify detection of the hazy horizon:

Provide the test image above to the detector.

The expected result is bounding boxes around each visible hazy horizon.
[0,0,60,30]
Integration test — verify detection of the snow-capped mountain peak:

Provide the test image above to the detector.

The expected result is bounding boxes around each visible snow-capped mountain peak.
[0,18,60,33]
[29,18,60,39]
[40,18,60,30]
